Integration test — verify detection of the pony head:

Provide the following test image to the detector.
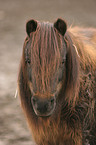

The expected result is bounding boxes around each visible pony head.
[19,18,78,117]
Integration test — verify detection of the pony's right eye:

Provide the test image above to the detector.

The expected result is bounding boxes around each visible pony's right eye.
[25,58,31,64]
[27,59,31,64]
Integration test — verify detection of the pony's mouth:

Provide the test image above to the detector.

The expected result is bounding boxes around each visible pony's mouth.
[28,82,62,117]
[31,96,56,117]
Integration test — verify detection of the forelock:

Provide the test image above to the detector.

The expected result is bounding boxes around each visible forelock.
[27,22,66,94]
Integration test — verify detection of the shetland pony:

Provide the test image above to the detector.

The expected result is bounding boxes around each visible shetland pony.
[18,18,96,145]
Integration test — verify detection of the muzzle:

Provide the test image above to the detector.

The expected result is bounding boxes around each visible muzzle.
[31,95,56,117]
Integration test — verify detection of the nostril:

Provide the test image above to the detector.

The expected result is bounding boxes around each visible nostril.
[33,98,36,104]
[50,98,55,105]
[32,97,37,105]
[51,98,54,102]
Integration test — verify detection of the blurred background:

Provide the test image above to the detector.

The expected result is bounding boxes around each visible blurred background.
[0,0,96,144]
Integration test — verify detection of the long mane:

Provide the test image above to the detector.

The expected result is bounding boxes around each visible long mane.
[68,27,96,137]
[69,27,96,70]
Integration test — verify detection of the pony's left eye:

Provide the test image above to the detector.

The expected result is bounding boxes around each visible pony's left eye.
[62,59,66,65]
[62,60,65,64]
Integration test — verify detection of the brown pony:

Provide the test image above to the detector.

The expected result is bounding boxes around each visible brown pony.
[18,18,96,145]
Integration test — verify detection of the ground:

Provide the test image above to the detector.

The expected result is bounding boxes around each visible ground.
[0,0,96,144]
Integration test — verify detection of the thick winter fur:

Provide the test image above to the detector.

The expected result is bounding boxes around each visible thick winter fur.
[18,19,96,145]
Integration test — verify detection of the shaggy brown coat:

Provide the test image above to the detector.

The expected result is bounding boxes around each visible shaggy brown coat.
[18,19,96,145]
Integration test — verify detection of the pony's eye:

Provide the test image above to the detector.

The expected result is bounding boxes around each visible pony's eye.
[25,58,31,64]
[27,59,31,64]
[62,60,65,64]
[62,59,66,64]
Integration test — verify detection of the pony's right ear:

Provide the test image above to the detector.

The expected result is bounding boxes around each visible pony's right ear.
[26,20,37,37]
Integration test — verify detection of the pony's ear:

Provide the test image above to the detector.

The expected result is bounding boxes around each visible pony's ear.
[54,18,67,36]
[26,19,37,37]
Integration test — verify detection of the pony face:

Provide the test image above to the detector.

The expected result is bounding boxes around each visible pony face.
[22,19,68,117]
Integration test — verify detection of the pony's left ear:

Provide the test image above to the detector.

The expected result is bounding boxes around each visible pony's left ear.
[54,18,67,36]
